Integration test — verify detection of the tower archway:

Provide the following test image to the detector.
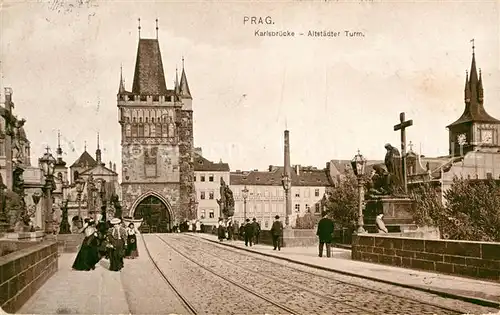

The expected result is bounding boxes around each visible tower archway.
[130,192,173,233]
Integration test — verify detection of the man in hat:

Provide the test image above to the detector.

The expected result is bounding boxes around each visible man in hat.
[270,215,283,251]
[252,218,261,244]
[244,218,254,246]
[106,218,128,271]
[317,211,335,257]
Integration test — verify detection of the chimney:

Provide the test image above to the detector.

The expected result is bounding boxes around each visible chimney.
[295,164,300,176]
[113,163,116,172]
[109,161,112,169]
[268,165,273,172]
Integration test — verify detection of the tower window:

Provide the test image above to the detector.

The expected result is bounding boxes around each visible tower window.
[153,96,159,102]
[139,117,142,123]
[145,117,149,123]
[152,117,155,123]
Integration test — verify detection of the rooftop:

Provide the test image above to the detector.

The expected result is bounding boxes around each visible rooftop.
[230,165,330,187]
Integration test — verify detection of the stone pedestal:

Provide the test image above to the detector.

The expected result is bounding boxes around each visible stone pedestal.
[281,228,317,247]
[363,197,416,233]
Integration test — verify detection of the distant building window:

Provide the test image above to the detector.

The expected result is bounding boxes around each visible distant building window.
[209,210,215,218]
[209,192,214,200]
[294,204,300,212]
[295,190,300,198]
[200,210,206,219]
[265,221,269,228]
[200,192,206,200]
[487,172,493,179]
[209,174,214,182]
[193,175,197,182]
[305,204,310,212]
[201,175,206,182]
[315,204,320,213]
[315,189,320,197]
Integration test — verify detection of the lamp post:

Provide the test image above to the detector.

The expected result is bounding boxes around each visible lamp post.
[281,174,292,227]
[242,186,249,221]
[99,179,107,222]
[351,150,367,234]
[75,178,84,225]
[39,148,56,235]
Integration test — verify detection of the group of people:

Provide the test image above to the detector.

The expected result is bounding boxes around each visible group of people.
[72,218,139,272]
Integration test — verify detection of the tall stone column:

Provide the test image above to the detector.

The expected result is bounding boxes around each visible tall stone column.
[284,130,292,227]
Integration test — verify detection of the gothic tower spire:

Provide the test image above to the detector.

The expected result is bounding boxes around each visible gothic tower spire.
[118,64,126,94]
[96,132,102,164]
[179,57,192,99]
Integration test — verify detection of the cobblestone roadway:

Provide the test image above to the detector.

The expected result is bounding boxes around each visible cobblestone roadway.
[165,234,499,315]
[144,234,288,314]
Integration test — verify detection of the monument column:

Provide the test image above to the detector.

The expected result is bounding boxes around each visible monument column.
[283,130,292,227]
[4,88,13,190]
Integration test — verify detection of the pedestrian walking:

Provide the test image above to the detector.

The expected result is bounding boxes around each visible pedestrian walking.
[252,218,261,244]
[106,218,128,272]
[195,220,201,233]
[217,217,226,241]
[72,219,99,271]
[270,215,283,251]
[233,221,239,240]
[227,217,233,240]
[125,223,139,259]
[317,211,334,257]
[244,218,254,246]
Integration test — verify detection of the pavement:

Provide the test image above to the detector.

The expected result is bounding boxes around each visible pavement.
[191,232,500,307]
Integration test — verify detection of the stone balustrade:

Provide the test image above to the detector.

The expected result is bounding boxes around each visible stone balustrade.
[352,234,500,281]
[0,240,58,313]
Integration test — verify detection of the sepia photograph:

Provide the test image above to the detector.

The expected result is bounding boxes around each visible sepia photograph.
[0,0,499,314]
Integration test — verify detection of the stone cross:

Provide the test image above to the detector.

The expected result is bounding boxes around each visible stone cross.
[393,112,413,194]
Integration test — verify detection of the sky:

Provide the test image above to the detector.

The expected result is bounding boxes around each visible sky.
[1,0,499,175]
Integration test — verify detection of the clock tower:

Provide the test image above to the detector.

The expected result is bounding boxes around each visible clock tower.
[447,44,500,157]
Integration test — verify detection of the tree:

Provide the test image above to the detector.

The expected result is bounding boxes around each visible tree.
[295,212,319,229]
[323,172,366,228]
[411,176,500,242]
[442,177,500,242]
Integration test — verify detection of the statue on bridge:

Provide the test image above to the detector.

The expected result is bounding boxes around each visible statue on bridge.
[216,177,234,219]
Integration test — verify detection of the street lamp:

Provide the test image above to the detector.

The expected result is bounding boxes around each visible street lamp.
[351,150,367,234]
[99,179,107,222]
[242,186,249,221]
[39,147,56,235]
[75,177,85,225]
[281,174,292,227]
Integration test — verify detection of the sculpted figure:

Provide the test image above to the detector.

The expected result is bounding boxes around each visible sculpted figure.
[384,143,404,194]
[12,118,26,162]
[366,164,393,198]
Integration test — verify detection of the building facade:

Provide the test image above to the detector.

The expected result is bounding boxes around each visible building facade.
[118,26,195,232]
[193,148,230,225]
[230,165,330,229]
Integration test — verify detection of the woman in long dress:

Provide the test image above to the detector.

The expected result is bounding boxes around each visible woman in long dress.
[217,218,226,241]
[106,218,128,271]
[72,219,99,271]
[125,223,139,259]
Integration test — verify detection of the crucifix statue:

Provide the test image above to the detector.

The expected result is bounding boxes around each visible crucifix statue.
[393,112,413,194]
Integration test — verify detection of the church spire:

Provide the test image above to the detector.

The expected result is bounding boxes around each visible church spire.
[118,64,126,94]
[478,68,484,103]
[464,70,470,102]
[175,66,180,95]
[96,132,102,164]
[179,57,192,99]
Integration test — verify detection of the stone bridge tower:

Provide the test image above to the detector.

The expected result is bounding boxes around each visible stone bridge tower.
[117,20,195,232]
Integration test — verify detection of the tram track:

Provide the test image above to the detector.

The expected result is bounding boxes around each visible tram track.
[155,235,299,314]
[139,233,198,314]
[178,234,495,315]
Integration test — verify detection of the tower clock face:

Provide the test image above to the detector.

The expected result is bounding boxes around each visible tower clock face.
[457,133,467,145]
[481,129,493,144]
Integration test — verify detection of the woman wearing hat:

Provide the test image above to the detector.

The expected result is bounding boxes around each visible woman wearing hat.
[72,219,99,271]
[125,222,139,259]
[106,218,128,271]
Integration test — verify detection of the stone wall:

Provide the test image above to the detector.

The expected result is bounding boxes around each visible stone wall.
[0,241,58,313]
[56,234,84,253]
[177,109,195,221]
[352,234,500,281]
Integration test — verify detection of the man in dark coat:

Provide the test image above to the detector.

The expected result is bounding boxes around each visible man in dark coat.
[251,218,261,244]
[270,215,283,251]
[316,211,334,257]
[244,218,254,246]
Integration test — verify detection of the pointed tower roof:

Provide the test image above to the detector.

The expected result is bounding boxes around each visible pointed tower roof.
[175,66,180,95]
[118,64,126,94]
[448,43,499,127]
[179,57,192,99]
[55,130,66,166]
[95,132,103,165]
[131,38,168,95]
[70,150,97,168]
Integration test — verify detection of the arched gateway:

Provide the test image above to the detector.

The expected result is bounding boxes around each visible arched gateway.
[131,194,172,233]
